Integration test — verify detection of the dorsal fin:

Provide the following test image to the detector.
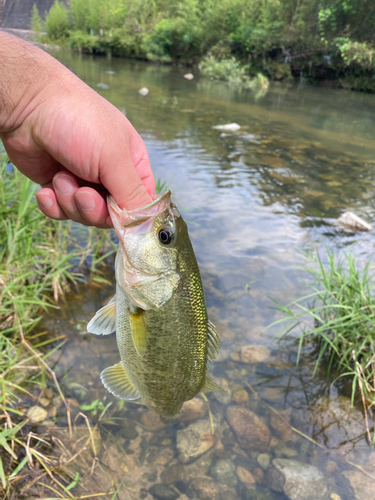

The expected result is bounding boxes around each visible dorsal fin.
[100,362,141,401]
[129,309,147,357]
[87,295,116,335]
[207,320,221,361]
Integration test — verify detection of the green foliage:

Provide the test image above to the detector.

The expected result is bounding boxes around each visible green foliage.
[45,0,70,40]
[30,4,43,36]
[41,0,375,90]
[271,250,375,410]
[199,55,252,85]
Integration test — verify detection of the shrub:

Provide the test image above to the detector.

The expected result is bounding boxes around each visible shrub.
[30,4,43,36]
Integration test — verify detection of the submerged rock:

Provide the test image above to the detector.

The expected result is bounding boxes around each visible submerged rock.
[210,458,237,487]
[342,471,375,500]
[176,419,215,463]
[27,406,48,424]
[96,83,109,89]
[240,345,270,364]
[184,73,194,80]
[179,397,207,422]
[267,459,327,500]
[141,410,167,431]
[190,477,219,499]
[149,483,180,500]
[227,406,271,451]
[213,123,241,132]
[236,466,256,485]
[139,87,149,96]
[337,211,372,231]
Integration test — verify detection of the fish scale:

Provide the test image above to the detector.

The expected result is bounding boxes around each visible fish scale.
[87,191,222,417]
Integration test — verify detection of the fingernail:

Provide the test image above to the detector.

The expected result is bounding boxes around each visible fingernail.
[37,194,53,210]
[54,174,74,195]
[76,191,96,211]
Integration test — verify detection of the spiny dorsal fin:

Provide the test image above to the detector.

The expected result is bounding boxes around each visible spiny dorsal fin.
[87,295,116,335]
[200,375,224,394]
[129,309,147,357]
[207,320,221,361]
[100,362,141,401]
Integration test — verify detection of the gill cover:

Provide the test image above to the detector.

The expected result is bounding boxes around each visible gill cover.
[108,191,180,311]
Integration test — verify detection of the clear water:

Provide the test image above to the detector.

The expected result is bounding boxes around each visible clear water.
[39,52,375,500]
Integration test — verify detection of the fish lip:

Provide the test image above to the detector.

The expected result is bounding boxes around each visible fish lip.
[107,191,171,228]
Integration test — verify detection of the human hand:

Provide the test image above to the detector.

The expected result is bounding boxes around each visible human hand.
[0,31,155,228]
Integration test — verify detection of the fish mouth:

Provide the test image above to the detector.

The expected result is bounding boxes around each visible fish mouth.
[107,191,171,228]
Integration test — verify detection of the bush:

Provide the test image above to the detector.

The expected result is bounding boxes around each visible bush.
[30,4,43,36]
[45,0,70,41]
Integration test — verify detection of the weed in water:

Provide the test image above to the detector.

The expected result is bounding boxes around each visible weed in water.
[270,249,375,436]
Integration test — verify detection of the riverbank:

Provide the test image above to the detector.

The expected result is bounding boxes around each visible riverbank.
[0,145,115,497]
[29,0,375,92]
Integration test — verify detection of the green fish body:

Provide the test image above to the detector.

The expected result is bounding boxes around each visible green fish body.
[87,191,221,417]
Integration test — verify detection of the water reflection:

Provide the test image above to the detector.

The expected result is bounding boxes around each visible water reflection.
[35,52,375,499]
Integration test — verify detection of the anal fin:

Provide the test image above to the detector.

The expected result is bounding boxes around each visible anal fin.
[87,295,116,335]
[100,362,141,401]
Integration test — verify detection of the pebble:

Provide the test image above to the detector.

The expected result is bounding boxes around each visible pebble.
[40,397,50,407]
[232,389,249,403]
[269,409,292,441]
[326,461,339,473]
[149,483,180,500]
[252,467,264,483]
[190,477,219,499]
[176,419,215,463]
[139,87,149,95]
[236,466,256,485]
[210,458,237,487]
[183,73,194,80]
[141,410,167,431]
[154,448,174,465]
[330,495,341,500]
[240,345,270,364]
[227,406,271,451]
[179,397,207,422]
[257,453,271,470]
[27,406,48,424]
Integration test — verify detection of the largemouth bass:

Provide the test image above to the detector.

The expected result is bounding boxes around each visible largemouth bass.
[87,191,221,417]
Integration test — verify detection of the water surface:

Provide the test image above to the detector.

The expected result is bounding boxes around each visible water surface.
[39,53,375,500]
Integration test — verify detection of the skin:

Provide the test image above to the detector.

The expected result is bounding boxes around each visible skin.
[0,31,155,228]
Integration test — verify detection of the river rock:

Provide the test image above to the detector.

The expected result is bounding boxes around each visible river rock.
[267,459,327,500]
[227,406,271,451]
[27,406,48,424]
[232,388,249,403]
[338,211,372,231]
[236,466,256,485]
[141,410,167,431]
[253,467,264,483]
[257,453,271,470]
[179,397,207,422]
[342,471,375,500]
[176,419,215,463]
[213,123,241,132]
[139,87,149,95]
[184,73,194,80]
[149,484,180,500]
[269,409,292,441]
[190,477,219,499]
[210,458,237,487]
[96,83,109,89]
[240,345,270,364]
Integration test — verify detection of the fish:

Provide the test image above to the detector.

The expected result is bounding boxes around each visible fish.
[87,191,222,417]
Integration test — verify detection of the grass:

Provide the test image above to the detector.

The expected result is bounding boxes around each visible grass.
[0,143,117,497]
[270,249,375,438]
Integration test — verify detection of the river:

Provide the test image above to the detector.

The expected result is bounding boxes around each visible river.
[38,52,375,500]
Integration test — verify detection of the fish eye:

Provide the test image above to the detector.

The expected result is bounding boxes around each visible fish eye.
[158,227,174,245]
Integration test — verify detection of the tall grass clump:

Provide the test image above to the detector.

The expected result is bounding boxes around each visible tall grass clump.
[271,250,375,422]
[0,144,115,493]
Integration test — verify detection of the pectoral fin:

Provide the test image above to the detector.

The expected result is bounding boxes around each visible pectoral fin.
[100,362,140,401]
[201,375,225,394]
[87,295,116,335]
[129,309,147,357]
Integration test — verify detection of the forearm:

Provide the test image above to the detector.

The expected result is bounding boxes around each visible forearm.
[0,31,74,133]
